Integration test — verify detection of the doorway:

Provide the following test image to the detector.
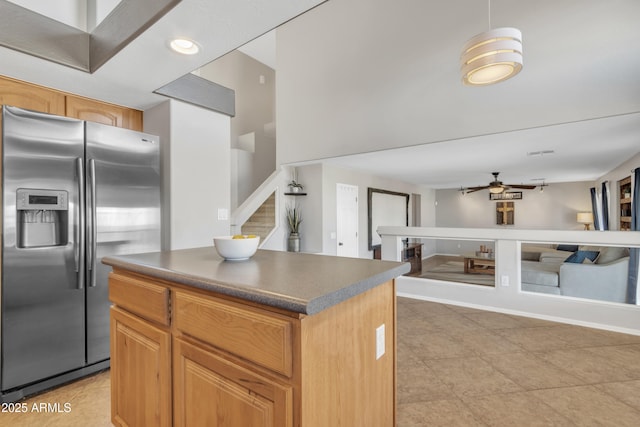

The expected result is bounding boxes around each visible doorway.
[336,183,358,257]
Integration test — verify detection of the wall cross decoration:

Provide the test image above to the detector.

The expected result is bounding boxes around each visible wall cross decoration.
[496,202,515,225]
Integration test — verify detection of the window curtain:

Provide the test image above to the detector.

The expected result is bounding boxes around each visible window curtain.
[601,181,609,230]
[627,169,639,304]
[590,187,602,230]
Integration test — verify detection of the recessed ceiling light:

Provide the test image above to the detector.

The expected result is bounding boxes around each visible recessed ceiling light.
[170,38,199,55]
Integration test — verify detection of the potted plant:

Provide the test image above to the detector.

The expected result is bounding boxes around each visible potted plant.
[288,168,304,193]
[288,181,304,193]
[286,204,302,252]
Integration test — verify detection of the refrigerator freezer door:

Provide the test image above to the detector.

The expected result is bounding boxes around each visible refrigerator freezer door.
[1,106,85,391]
[85,122,160,364]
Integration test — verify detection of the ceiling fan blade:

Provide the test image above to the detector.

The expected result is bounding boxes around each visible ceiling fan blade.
[465,186,488,193]
[508,184,537,190]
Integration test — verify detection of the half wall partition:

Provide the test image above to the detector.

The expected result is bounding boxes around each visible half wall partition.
[378,226,640,335]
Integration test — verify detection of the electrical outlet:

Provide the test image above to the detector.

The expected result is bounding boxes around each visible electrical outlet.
[376,324,385,360]
[501,275,510,287]
[217,208,228,221]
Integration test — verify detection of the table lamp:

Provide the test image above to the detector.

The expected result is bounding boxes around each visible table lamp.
[577,212,593,230]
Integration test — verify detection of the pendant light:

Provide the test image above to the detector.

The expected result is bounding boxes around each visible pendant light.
[461,1,522,86]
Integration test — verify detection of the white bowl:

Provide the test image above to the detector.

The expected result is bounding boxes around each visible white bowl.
[213,235,260,260]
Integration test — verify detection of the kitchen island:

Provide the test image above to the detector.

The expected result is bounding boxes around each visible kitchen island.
[103,247,409,427]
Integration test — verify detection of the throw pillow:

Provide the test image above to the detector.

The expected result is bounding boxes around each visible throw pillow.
[595,247,630,264]
[556,244,579,252]
[564,250,600,264]
[579,245,601,252]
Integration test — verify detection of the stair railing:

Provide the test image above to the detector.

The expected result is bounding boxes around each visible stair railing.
[231,166,287,247]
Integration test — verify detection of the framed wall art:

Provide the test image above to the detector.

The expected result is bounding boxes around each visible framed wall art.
[489,191,522,200]
[496,202,515,225]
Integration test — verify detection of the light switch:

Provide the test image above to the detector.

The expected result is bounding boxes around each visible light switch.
[501,275,510,287]
[376,324,385,360]
[217,208,228,221]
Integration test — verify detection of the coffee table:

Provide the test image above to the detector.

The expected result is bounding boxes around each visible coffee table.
[463,254,495,275]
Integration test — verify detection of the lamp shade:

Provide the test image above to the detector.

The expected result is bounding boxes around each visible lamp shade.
[461,27,523,85]
[577,212,593,224]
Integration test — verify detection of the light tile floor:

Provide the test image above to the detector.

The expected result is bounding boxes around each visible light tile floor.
[397,297,640,426]
[3,297,640,426]
[1,369,111,427]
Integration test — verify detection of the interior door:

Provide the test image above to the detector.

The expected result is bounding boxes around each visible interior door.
[336,183,359,257]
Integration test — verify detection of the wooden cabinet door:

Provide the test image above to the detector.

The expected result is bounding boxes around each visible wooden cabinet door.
[110,307,171,427]
[174,337,293,427]
[0,76,65,115]
[66,95,143,131]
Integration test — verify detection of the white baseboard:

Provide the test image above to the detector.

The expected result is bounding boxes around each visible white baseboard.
[397,290,640,336]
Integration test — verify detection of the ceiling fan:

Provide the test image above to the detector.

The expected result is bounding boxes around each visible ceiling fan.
[465,172,537,194]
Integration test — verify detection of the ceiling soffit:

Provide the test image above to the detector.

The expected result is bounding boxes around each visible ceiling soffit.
[155,73,236,117]
[0,0,181,73]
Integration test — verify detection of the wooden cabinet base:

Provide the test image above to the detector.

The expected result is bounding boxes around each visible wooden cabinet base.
[110,307,171,427]
[109,270,397,426]
[174,337,293,427]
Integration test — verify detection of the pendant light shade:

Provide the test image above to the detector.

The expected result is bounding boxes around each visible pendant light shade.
[461,27,523,86]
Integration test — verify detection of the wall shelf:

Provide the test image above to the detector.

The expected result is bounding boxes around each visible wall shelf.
[618,176,632,231]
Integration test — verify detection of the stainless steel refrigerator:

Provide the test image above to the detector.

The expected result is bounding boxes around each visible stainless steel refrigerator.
[1,106,161,402]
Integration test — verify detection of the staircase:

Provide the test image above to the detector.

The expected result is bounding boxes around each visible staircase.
[231,167,288,249]
[240,192,276,241]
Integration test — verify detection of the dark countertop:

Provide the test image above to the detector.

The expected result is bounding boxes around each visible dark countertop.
[102,247,410,315]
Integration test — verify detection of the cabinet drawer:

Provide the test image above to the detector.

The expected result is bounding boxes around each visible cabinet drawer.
[109,273,170,326]
[174,291,293,377]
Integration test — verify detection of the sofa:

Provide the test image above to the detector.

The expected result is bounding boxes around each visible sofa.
[521,245,630,303]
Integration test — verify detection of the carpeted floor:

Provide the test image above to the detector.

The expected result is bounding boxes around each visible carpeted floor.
[420,260,495,287]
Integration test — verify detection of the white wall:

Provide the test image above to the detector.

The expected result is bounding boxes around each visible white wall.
[198,51,276,208]
[292,165,323,254]
[8,0,119,31]
[432,181,592,254]
[144,100,231,250]
[436,182,592,230]
[275,0,640,166]
[8,0,87,30]
[318,164,436,257]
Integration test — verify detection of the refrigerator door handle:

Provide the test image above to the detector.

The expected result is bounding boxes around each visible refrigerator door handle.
[88,158,98,287]
[76,157,86,290]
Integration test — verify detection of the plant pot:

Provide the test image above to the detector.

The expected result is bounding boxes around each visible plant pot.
[288,232,300,252]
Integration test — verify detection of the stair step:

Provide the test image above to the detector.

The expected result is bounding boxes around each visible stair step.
[238,192,277,243]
